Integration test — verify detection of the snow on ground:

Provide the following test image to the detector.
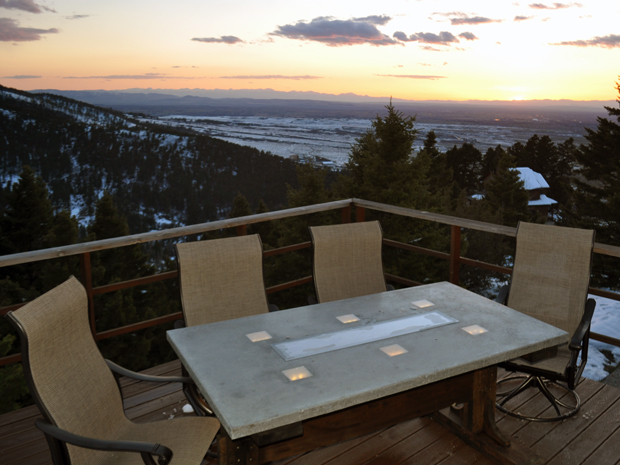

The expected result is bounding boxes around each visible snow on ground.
[584,294,620,381]
[0,90,32,102]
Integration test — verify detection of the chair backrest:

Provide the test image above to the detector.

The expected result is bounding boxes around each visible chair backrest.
[6,276,129,464]
[310,221,387,303]
[176,234,270,326]
[507,222,595,335]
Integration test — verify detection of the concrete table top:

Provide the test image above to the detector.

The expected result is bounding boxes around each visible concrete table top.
[167,282,568,440]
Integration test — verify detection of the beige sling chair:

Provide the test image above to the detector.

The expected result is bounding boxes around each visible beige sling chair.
[495,221,596,422]
[175,234,276,415]
[6,276,220,465]
[176,234,275,328]
[309,221,392,304]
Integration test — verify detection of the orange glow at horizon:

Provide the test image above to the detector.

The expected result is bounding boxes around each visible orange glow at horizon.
[1,1,618,102]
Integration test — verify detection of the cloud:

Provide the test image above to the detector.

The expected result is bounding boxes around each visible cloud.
[0,17,58,41]
[393,31,408,41]
[394,31,458,44]
[514,15,534,21]
[63,73,198,80]
[0,0,53,13]
[192,35,243,44]
[65,15,89,20]
[421,45,445,51]
[431,11,468,19]
[529,2,582,9]
[220,75,322,80]
[394,30,478,46]
[2,74,41,78]
[375,74,447,80]
[450,16,502,25]
[551,34,620,49]
[352,15,391,26]
[458,32,478,40]
[271,16,400,47]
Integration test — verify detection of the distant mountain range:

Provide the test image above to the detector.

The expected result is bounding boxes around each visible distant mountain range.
[33,87,615,108]
[30,88,614,129]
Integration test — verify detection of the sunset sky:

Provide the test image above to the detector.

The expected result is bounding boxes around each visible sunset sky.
[1,0,619,101]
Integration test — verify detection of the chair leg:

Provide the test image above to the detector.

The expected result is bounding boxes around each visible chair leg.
[496,375,580,422]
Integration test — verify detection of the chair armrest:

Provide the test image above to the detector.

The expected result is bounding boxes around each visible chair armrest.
[308,295,318,305]
[386,284,395,291]
[105,359,194,385]
[268,303,279,312]
[35,418,172,465]
[569,298,596,351]
[173,319,186,329]
[495,284,510,305]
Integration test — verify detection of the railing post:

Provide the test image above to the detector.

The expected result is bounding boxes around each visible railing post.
[355,206,366,223]
[341,205,351,224]
[236,224,247,236]
[80,252,97,337]
[449,226,461,285]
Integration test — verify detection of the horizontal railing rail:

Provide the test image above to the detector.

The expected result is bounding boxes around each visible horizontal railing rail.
[1,198,620,368]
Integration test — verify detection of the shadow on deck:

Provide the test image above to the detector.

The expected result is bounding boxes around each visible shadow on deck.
[2,361,620,465]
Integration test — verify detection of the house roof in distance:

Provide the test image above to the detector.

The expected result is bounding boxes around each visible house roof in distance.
[528,194,557,206]
[513,167,550,190]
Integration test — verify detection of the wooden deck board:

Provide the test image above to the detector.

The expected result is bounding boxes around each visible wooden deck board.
[580,425,620,465]
[321,419,426,465]
[400,429,467,465]
[3,364,620,465]
[533,384,620,463]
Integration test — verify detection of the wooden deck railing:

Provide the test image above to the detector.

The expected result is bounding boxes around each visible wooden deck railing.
[1,198,620,368]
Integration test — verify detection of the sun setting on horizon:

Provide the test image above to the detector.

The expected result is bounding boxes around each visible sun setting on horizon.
[1,0,619,101]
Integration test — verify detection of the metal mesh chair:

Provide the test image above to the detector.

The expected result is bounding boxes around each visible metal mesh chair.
[309,221,390,304]
[6,276,220,465]
[175,234,274,327]
[175,234,275,416]
[496,222,596,422]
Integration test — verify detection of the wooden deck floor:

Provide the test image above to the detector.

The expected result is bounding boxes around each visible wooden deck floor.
[2,360,620,465]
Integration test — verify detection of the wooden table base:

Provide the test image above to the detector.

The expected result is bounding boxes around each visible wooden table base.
[218,366,526,465]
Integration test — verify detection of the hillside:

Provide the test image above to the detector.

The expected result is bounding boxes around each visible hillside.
[0,86,299,234]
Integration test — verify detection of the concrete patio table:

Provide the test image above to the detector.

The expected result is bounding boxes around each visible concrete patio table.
[167,282,568,464]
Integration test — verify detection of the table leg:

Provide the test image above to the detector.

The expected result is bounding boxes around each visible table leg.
[432,367,548,465]
[218,429,259,465]
[462,366,510,446]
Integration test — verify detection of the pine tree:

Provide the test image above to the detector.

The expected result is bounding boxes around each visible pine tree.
[484,154,530,227]
[510,135,576,210]
[445,143,483,195]
[421,130,454,197]
[1,166,53,254]
[88,193,153,370]
[337,102,450,285]
[266,164,337,309]
[454,199,510,296]
[229,193,253,219]
[251,200,275,246]
[571,80,620,288]
[0,335,29,414]
[480,145,505,182]
[36,210,80,291]
[340,101,434,209]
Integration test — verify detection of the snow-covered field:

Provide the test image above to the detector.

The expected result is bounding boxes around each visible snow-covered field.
[585,295,620,381]
[156,115,585,166]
